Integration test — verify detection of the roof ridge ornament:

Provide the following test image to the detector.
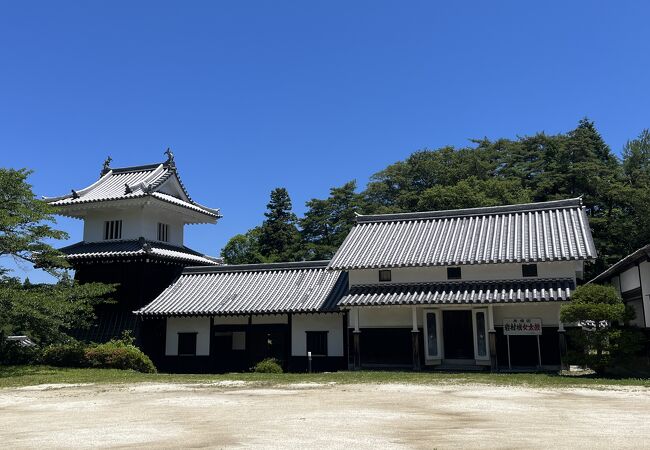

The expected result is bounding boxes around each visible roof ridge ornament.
[164,148,175,168]
[100,156,112,177]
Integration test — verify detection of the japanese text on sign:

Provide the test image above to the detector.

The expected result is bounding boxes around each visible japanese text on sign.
[503,318,542,335]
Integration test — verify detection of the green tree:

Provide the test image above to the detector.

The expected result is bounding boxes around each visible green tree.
[416,177,532,211]
[622,129,650,182]
[0,168,115,359]
[620,129,650,253]
[257,188,300,262]
[1,275,114,346]
[560,284,640,374]
[0,168,69,273]
[301,181,359,260]
[221,227,266,265]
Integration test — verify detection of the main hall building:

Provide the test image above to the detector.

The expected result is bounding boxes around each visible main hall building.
[46,155,598,372]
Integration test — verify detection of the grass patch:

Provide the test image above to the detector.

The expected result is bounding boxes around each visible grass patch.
[0,365,649,389]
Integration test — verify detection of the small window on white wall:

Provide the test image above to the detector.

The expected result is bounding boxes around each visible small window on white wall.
[178,332,197,356]
[103,220,122,240]
[379,270,392,282]
[306,331,328,356]
[158,223,169,242]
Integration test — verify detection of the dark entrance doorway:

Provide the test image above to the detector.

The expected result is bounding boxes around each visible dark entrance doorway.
[248,328,287,366]
[443,310,474,359]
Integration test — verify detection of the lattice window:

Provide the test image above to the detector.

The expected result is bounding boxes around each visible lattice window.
[158,223,169,242]
[103,220,122,240]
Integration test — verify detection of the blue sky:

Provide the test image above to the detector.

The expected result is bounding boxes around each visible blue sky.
[1,1,648,282]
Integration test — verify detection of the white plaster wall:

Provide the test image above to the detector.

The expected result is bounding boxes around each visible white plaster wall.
[83,209,144,242]
[291,314,344,357]
[620,266,641,293]
[492,303,561,326]
[213,316,249,325]
[165,316,210,356]
[348,261,578,286]
[356,307,419,328]
[82,206,184,245]
[252,314,288,325]
[639,261,650,327]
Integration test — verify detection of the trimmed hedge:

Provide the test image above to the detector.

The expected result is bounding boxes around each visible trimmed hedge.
[42,342,88,367]
[252,358,283,373]
[40,336,156,373]
[85,340,156,373]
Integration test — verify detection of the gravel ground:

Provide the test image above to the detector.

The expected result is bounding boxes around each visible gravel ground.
[1,381,649,449]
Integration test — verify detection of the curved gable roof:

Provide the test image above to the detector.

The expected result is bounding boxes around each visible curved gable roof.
[44,159,221,220]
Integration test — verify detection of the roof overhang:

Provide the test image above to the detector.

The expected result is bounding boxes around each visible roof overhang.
[338,278,575,307]
[50,195,220,224]
[590,244,650,284]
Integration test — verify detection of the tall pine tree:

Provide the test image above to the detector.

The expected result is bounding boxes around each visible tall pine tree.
[257,188,300,262]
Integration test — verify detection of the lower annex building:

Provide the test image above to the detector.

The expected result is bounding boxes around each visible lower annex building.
[135,197,597,372]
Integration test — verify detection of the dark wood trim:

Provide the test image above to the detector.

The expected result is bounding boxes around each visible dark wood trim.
[411,330,421,371]
[209,316,214,359]
[638,264,647,327]
[286,313,293,368]
[558,329,568,370]
[343,312,349,369]
[489,331,497,372]
[353,331,361,370]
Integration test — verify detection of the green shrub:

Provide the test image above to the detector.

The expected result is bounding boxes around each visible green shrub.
[252,358,283,373]
[85,339,156,373]
[562,284,644,374]
[0,341,41,365]
[41,342,88,367]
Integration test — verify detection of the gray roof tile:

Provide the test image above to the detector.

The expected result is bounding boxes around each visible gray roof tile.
[44,160,221,219]
[339,278,575,306]
[60,239,220,265]
[328,198,597,270]
[135,260,348,316]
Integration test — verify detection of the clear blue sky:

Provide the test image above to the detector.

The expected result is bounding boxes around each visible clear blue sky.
[1,1,648,282]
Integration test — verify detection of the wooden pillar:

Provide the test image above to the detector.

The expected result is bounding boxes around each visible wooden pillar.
[488,305,497,371]
[558,311,568,370]
[353,331,361,370]
[411,306,421,371]
[286,313,292,372]
[353,307,361,370]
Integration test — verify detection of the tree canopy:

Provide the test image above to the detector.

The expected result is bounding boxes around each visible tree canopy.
[0,168,115,358]
[221,119,649,278]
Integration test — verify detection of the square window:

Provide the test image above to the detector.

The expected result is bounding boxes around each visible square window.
[306,331,328,356]
[177,332,197,356]
[522,264,538,277]
[447,267,462,280]
[232,331,246,350]
[379,270,392,282]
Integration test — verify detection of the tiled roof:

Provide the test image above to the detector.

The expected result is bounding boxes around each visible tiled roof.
[60,239,220,265]
[44,160,221,220]
[135,261,348,316]
[328,198,597,270]
[590,243,650,284]
[339,278,575,307]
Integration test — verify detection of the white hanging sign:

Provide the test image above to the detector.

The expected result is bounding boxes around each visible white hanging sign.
[503,318,542,335]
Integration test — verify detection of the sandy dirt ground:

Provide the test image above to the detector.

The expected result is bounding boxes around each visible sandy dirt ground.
[1,381,649,449]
